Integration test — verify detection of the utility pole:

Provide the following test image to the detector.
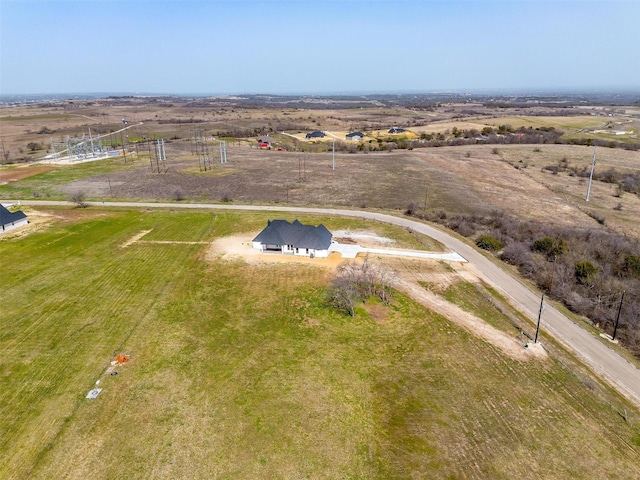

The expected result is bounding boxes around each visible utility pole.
[550,254,557,290]
[121,131,127,162]
[121,118,128,163]
[332,139,335,170]
[586,146,596,202]
[147,139,153,170]
[612,291,625,341]
[534,294,545,343]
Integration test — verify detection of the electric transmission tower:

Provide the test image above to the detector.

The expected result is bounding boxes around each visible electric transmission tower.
[194,128,213,171]
[148,138,168,173]
[219,140,227,165]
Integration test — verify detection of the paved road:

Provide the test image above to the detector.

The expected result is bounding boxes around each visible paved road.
[9,200,640,407]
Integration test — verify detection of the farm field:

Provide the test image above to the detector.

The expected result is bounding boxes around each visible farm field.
[2,95,638,166]
[1,207,639,479]
[2,143,639,237]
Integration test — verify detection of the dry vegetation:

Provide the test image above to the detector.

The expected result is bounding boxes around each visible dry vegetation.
[2,208,640,479]
[2,95,640,477]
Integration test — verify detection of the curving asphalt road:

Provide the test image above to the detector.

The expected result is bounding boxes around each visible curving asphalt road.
[8,199,640,407]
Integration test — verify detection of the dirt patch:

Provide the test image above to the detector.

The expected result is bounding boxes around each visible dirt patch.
[0,207,111,240]
[303,318,322,328]
[207,234,544,361]
[332,230,395,247]
[385,257,545,361]
[207,234,344,269]
[395,277,546,361]
[364,303,390,324]
[121,229,153,248]
[0,165,54,183]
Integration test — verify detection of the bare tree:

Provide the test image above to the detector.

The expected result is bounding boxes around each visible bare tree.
[326,258,395,315]
[69,191,88,208]
[326,277,357,317]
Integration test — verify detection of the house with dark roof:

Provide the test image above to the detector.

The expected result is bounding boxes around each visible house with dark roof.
[388,127,406,134]
[252,219,333,258]
[345,132,364,141]
[0,204,28,233]
[305,131,326,139]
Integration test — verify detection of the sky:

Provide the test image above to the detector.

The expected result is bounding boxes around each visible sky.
[1,0,639,95]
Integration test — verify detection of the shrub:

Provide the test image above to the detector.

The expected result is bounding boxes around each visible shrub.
[405,202,417,215]
[476,234,503,252]
[532,236,568,260]
[575,261,598,284]
[586,210,606,225]
[173,189,185,201]
[501,242,534,268]
[624,254,640,277]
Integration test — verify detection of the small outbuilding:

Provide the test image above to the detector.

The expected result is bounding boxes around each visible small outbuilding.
[252,219,333,258]
[345,132,364,141]
[388,127,406,134]
[305,131,326,139]
[0,204,28,233]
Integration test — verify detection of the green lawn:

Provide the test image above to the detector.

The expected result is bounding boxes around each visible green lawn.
[1,208,639,478]
[0,159,140,199]
[483,116,605,133]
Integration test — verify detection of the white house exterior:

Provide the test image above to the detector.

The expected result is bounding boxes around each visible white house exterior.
[345,132,364,141]
[0,205,28,234]
[252,219,333,258]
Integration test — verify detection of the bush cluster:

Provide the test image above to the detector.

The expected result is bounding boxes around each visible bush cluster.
[410,209,640,355]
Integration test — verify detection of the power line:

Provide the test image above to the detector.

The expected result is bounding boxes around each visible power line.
[585,146,596,202]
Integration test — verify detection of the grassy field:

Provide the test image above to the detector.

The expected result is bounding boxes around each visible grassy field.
[2,143,639,239]
[1,207,639,478]
[482,115,606,132]
[0,159,140,199]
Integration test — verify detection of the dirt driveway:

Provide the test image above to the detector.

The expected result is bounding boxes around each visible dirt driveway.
[207,231,544,362]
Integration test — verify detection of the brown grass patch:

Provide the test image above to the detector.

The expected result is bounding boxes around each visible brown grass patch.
[0,165,54,183]
[364,303,390,323]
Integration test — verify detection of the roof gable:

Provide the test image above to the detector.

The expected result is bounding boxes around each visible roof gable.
[306,131,325,138]
[253,220,332,250]
[0,205,27,227]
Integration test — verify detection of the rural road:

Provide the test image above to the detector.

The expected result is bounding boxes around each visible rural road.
[9,199,640,408]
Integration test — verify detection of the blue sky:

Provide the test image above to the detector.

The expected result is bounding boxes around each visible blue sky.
[1,0,638,95]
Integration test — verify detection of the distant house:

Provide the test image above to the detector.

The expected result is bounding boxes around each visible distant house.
[388,127,406,134]
[257,135,275,149]
[305,131,326,139]
[0,204,28,233]
[345,132,364,141]
[252,219,333,258]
